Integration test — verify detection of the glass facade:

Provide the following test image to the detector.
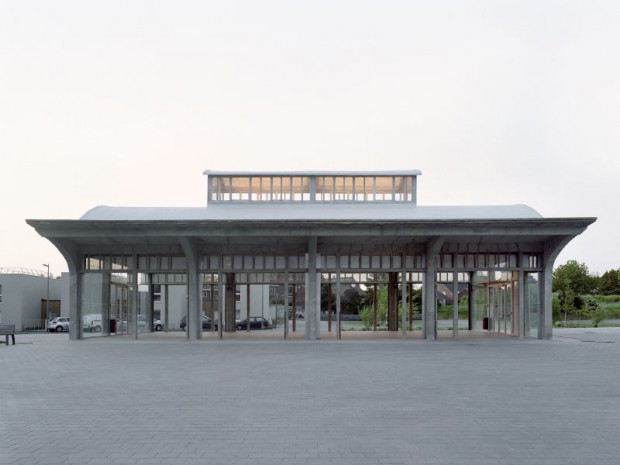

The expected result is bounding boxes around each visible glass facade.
[208,174,417,203]
[77,250,543,339]
[525,272,540,338]
[81,272,108,338]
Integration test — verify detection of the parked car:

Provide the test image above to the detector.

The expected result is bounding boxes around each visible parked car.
[48,317,70,332]
[118,316,165,332]
[236,316,271,330]
[83,314,102,332]
[179,315,217,331]
[137,315,164,331]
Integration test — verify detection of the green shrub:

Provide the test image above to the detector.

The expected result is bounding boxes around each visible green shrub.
[360,306,374,330]
[591,308,607,327]
[594,294,620,303]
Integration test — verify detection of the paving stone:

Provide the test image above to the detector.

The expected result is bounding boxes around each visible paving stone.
[1,329,619,464]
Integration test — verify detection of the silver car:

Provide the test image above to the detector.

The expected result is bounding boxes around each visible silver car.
[48,317,70,332]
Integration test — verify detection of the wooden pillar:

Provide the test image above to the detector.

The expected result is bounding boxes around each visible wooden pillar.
[373,284,377,331]
[388,272,398,332]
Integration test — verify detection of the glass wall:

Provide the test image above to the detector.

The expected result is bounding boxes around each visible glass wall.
[436,272,470,338]
[470,271,520,335]
[209,176,312,202]
[81,271,160,337]
[525,272,540,338]
[81,272,108,338]
[208,174,417,203]
[137,273,151,333]
[471,271,489,331]
[489,271,515,335]
[110,273,130,335]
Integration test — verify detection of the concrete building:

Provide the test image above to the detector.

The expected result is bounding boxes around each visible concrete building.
[27,170,595,341]
[0,267,64,331]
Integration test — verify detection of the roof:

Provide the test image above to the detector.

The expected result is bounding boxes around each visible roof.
[79,204,544,221]
[203,169,422,177]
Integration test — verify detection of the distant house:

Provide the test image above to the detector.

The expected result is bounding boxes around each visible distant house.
[0,268,65,331]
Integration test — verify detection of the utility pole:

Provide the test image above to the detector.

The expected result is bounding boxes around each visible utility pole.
[43,264,50,330]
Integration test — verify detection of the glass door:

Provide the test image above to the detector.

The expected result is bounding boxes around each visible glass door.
[110,275,130,335]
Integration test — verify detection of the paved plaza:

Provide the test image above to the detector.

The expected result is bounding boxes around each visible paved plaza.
[2,329,619,465]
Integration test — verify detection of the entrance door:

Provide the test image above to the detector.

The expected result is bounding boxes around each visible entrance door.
[490,283,513,335]
[110,280,129,335]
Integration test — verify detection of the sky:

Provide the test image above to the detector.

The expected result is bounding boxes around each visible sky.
[1,0,619,278]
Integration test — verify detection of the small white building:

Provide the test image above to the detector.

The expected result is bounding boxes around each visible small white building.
[0,267,65,331]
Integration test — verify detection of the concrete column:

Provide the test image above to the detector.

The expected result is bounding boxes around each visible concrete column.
[373,284,378,331]
[541,264,554,340]
[132,269,139,340]
[452,271,458,340]
[49,239,81,340]
[518,255,526,339]
[69,270,80,340]
[423,237,444,340]
[387,272,398,331]
[401,268,407,339]
[102,273,111,335]
[336,270,341,340]
[218,271,224,339]
[225,273,236,332]
[541,236,575,340]
[305,236,320,340]
[180,237,201,341]
[246,283,251,333]
[327,278,332,332]
[283,272,289,339]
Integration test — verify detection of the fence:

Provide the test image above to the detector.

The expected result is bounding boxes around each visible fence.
[22,319,47,331]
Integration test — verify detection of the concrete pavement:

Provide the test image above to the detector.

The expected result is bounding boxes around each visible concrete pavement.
[2,329,619,464]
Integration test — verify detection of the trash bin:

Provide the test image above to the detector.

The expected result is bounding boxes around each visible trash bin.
[109,319,116,333]
[482,317,489,330]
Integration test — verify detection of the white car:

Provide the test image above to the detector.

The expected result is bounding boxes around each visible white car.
[119,316,165,332]
[48,317,70,332]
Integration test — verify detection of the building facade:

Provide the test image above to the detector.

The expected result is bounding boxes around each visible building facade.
[27,170,595,341]
[0,268,64,331]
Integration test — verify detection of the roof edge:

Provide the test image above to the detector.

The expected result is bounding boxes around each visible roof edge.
[203,169,422,176]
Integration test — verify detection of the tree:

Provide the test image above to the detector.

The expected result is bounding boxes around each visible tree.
[321,283,365,314]
[553,260,597,295]
[599,269,620,295]
[552,260,597,321]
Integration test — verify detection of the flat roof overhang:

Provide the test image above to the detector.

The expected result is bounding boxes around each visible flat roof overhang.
[27,217,596,257]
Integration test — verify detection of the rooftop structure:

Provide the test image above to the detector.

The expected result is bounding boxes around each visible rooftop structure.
[204,170,421,204]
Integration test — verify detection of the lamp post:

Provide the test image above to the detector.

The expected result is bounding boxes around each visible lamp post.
[43,264,50,330]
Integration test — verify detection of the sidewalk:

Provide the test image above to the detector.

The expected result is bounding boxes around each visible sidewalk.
[2,329,619,464]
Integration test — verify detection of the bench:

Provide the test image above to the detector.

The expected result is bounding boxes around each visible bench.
[0,324,16,346]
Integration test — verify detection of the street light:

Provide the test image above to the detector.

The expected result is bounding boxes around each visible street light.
[43,264,50,330]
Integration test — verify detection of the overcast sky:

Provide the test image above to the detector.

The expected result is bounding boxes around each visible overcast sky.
[1,0,618,277]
